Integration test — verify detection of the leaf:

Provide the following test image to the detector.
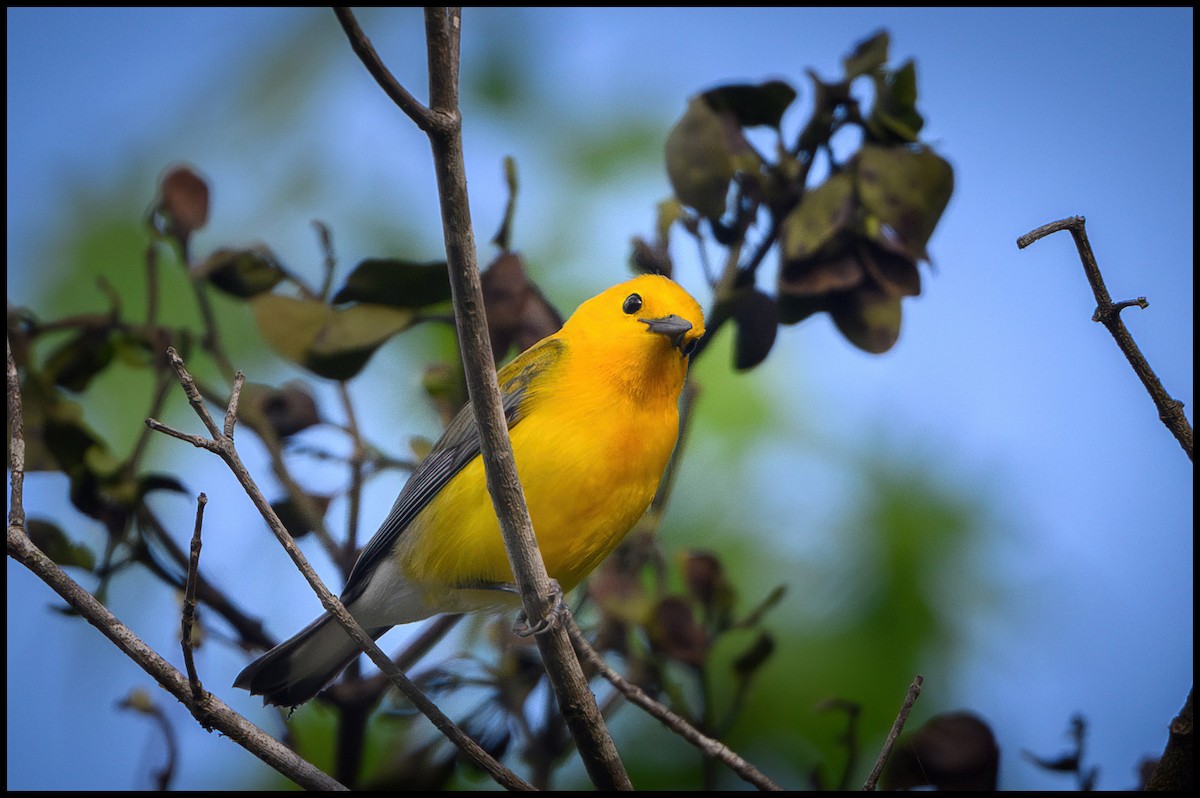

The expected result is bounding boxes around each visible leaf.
[480,253,563,361]
[830,280,903,354]
[665,96,737,219]
[732,632,775,681]
[245,382,321,438]
[776,292,830,326]
[701,79,798,129]
[194,246,286,299]
[157,164,210,241]
[271,493,333,539]
[778,171,857,264]
[648,596,709,669]
[867,60,925,143]
[855,145,954,263]
[732,289,779,371]
[884,712,999,791]
[332,258,452,309]
[250,294,415,381]
[843,30,890,79]
[26,519,96,571]
[859,242,921,298]
[136,473,188,501]
[42,328,117,392]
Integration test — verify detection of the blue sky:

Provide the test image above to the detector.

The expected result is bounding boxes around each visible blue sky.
[7,7,1193,790]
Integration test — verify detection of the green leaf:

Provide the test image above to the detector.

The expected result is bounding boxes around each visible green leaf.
[332,258,452,309]
[830,282,903,354]
[195,246,286,299]
[855,144,954,262]
[26,519,97,571]
[843,30,890,79]
[867,60,924,143]
[779,171,856,263]
[42,328,117,393]
[250,294,415,381]
[665,97,736,219]
[701,79,798,129]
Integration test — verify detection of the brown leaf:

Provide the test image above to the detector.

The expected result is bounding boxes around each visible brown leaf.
[480,253,563,361]
[884,711,999,791]
[158,164,210,241]
[648,596,709,668]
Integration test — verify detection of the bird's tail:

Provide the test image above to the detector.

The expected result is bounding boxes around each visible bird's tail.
[234,612,391,708]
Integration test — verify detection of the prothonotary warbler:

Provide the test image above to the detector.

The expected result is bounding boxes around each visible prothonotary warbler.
[235,274,705,707]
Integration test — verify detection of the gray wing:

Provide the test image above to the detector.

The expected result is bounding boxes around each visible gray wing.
[340,338,564,604]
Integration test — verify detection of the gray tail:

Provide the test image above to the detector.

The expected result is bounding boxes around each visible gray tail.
[234,613,391,708]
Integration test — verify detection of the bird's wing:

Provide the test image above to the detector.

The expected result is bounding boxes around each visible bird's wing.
[340,337,566,603]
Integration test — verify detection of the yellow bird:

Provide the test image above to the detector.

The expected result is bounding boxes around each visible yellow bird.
[235,274,705,707]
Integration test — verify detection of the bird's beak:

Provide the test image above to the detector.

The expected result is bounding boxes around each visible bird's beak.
[639,314,698,356]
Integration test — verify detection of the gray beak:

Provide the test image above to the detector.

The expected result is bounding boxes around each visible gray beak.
[639,314,695,354]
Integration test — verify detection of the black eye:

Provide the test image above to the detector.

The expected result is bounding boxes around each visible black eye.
[622,293,643,315]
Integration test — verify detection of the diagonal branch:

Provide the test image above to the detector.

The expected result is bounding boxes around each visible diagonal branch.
[1018,216,1193,460]
[7,337,346,791]
[146,347,533,790]
[566,617,783,791]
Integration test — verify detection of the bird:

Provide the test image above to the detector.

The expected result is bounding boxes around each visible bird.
[234,274,706,707]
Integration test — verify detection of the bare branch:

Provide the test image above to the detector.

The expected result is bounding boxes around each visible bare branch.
[148,347,532,790]
[8,524,348,790]
[1018,215,1193,460]
[331,7,444,133]
[862,674,924,791]
[7,337,26,531]
[333,7,631,789]
[567,617,783,791]
[181,493,208,705]
[422,7,631,789]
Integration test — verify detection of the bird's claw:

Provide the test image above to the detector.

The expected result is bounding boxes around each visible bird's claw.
[513,580,568,637]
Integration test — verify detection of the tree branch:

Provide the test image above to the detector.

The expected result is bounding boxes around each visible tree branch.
[7,337,347,792]
[1018,216,1193,461]
[147,347,532,790]
[566,617,783,791]
[181,492,208,705]
[334,7,631,789]
[862,674,924,791]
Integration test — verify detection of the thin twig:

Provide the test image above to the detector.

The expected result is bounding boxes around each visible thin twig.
[337,380,365,576]
[7,337,26,532]
[862,674,924,791]
[1018,216,1193,460]
[566,617,784,791]
[147,347,533,791]
[7,339,346,791]
[313,220,338,302]
[181,493,208,706]
[331,7,444,133]
[134,505,276,651]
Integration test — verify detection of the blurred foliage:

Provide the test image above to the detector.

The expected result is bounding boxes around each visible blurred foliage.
[7,9,994,792]
[652,29,953,359]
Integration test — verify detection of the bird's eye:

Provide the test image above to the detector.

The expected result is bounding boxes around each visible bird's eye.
[622,293,643,315]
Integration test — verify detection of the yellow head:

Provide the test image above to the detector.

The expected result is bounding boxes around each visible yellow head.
[555,274,705,402]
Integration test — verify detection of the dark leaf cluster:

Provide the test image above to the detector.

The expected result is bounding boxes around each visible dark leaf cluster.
[650,29,954,361]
